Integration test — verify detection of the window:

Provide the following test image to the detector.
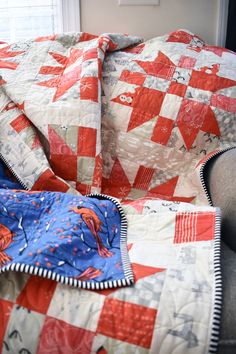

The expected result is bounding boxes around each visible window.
[0,0,80,43]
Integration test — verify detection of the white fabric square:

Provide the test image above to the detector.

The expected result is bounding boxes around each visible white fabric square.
[47,284,105,332]
[160,94,183,120]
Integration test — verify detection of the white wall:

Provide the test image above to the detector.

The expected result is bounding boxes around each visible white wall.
[80,0,219,45]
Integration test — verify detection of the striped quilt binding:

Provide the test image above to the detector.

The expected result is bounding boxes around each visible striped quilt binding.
[199,147,236,353]
[208,208,222,353]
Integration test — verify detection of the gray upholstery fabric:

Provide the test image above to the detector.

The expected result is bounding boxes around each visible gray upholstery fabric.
[218,242,236,354]
[205,148,236,251]
[204,148,236,354]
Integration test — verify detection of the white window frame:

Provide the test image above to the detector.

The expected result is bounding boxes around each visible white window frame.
[60,0,81,32]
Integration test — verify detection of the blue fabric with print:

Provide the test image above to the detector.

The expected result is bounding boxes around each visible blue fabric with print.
[0,160,22,190]
[0,189,133,289]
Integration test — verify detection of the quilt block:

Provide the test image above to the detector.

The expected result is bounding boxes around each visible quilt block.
[102,30,236,204]
[0,33,141,194]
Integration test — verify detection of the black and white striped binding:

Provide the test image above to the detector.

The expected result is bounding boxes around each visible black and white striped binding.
[0,193,133,290]
[199,146,236,207]
[208,209,222,353]
[199,147,236,353]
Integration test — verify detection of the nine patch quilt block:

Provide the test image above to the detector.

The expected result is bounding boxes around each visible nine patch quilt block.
[101,30,236,204]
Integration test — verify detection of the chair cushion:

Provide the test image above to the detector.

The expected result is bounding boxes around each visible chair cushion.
[218,242,236,353]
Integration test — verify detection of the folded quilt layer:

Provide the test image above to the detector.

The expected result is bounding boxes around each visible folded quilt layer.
[0,189,133,289]
[0,193,222,354]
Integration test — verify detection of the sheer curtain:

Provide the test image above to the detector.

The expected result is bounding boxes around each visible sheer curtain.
[0,0,63,43]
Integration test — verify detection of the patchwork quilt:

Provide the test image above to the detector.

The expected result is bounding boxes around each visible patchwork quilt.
[0,29,235,354]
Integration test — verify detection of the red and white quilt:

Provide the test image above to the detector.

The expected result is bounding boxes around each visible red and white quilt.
[0,29,235,353]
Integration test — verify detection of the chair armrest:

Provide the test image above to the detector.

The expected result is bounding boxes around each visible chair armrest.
[204,148,236,251]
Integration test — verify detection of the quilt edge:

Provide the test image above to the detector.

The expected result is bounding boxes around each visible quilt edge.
[0,261,134,290]
[87,193,134,285]
[208,208,222,353]
[199,146,236,207]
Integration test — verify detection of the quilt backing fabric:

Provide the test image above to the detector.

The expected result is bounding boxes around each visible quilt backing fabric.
[0,188,133,289]
[0,29,235,354]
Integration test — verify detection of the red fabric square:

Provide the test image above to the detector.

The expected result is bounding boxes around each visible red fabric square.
[196,213,215,241]
[16,276,57,314]
[135,52,175,80]
[78,127,97,157]
[102,159,131,198]
[80,77,98,102]
[211,94,236,113]
[167,31,193,44]
[168,81,187,97]
[83,48,98,61]
[155,63,175,80]
[176,99,207,150]
[102,182,131,198]
[37,317,95,354]
[32,169,70,192]
[0,299,14,344]
[80,33,98,42]
[132,87,165,114]
[97,298,157,349]
[10,114,31,133]
[48,126,75,155]
[76,182,92,195]
[147,176,179,198]
[189,70,236,92]
[151,116,174,145]
[50,154,77,181]
[120,70,146,85]
[112,87,165,131]
[178,56,196,69]
[133,166,155,190]
[174,212,215,243]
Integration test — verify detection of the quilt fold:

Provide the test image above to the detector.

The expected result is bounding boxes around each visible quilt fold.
[0,32,141,194]
[0,189,133,290]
